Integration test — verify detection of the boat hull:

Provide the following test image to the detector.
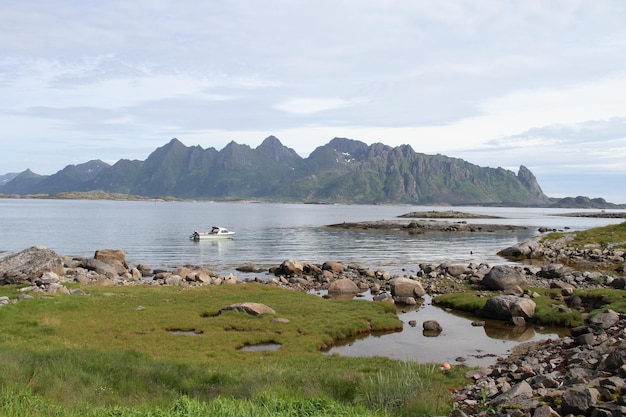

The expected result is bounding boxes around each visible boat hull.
[190,232,234,240]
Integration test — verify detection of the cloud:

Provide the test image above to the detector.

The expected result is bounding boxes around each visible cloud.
[273,98,355,115]
[1,1,625,202]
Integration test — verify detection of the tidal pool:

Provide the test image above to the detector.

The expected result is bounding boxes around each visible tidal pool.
[321,294,568,367]
[239,343,282,352]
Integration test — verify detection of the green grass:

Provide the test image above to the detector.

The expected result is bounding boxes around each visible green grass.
[0,284,468,416]
[434,287,626,328]
[542,221,626,250]
[433,289,583,327]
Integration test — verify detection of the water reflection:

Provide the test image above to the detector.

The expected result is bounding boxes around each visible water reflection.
[322,295,568,367]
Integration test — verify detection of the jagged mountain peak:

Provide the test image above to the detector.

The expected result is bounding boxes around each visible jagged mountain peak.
[0,137,554,205]
[256,136,302,162]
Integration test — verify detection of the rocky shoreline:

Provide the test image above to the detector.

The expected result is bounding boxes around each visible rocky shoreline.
[1,234,626,417]
[328,219,527,233]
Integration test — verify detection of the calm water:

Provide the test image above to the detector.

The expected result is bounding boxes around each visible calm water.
[1,199,623,366]
[1,199,621,274]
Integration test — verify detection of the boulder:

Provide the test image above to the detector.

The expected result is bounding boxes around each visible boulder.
[236,263,264,273]
[81,258,120,278]
[423,320,442,332]
[219,302,276,316]
[317,270,335,283]
[278,259,303,276]
[497,238,542,258]
[537,263,572,279]
[589,309,620,330]
[445,264,468,277]
[480,295,536,321]
[481,265,527,291]
[322,261,345,274]
[0,246,64,284]
[560,385,599,416]
[390,277,425,298]
[94,249,128,274]
[328,278,359,294]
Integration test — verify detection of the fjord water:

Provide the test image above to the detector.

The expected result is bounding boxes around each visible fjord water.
[1,199,623,365]
[1,199,621,273]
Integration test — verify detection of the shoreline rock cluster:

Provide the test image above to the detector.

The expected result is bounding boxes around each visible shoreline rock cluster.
[0,245,622,301]
[498,236,626,273]
[452,310,626,417]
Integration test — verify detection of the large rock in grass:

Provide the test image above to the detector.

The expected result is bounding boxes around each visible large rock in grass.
[219,302,276,316]
[479,295,536,321]
[0,246,64,285]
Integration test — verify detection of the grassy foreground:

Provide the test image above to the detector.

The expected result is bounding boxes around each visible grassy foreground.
[0,284,468,416]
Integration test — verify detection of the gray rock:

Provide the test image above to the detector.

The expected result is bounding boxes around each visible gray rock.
[219,302,276,316]
[390,277,425,298]
[445,264,468,277]
[0,246,64,284]
[480,295,536,321]
[589,309,620,329]
[94,249,128,272]
[560,385,599,416]
[328,278,359,294]
[532,405,560,417]
[423,320,442,332]
[278,259,303,276]
[481,265,527,291]
[82,258,120,278]
[322,261,345,274]
[490,380,533,407]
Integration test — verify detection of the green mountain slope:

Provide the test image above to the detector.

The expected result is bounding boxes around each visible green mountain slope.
[0,136,550,205]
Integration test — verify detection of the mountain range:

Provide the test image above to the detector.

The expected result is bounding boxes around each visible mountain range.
[0,136,607,207]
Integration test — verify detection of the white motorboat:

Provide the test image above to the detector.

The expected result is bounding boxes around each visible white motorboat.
[190,226,235,240]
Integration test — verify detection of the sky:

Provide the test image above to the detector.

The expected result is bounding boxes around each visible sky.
[1,1,625,202]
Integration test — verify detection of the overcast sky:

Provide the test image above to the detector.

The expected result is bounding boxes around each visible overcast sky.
[1,1,625,202]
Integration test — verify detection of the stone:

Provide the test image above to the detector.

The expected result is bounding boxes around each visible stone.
[481,265,527,291]
[322,261,345,274]
[590,309,620,329]
[480,295,536,321]
[328,278,359,294]
[219,302,276,316]
[271,318,289,323]
[560,385,599,416]
[446,264,468,277]
[278,259,303,276]
[81,258,120,278]
[93,249,129,275]
[0,246,64,284]
[390,277,425,298]
[372,292,394,304]
[236,263,264,273]
[423,320,442,332]
[533,405,560,417]
[490,380,533,407]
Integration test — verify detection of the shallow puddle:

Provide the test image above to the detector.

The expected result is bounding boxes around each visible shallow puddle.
[239,343,282,352]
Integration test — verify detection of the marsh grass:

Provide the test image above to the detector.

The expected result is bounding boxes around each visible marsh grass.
[434,289,584,327]
[542,221,626,249]
[0,283,467,416]
[0,390,385,417]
